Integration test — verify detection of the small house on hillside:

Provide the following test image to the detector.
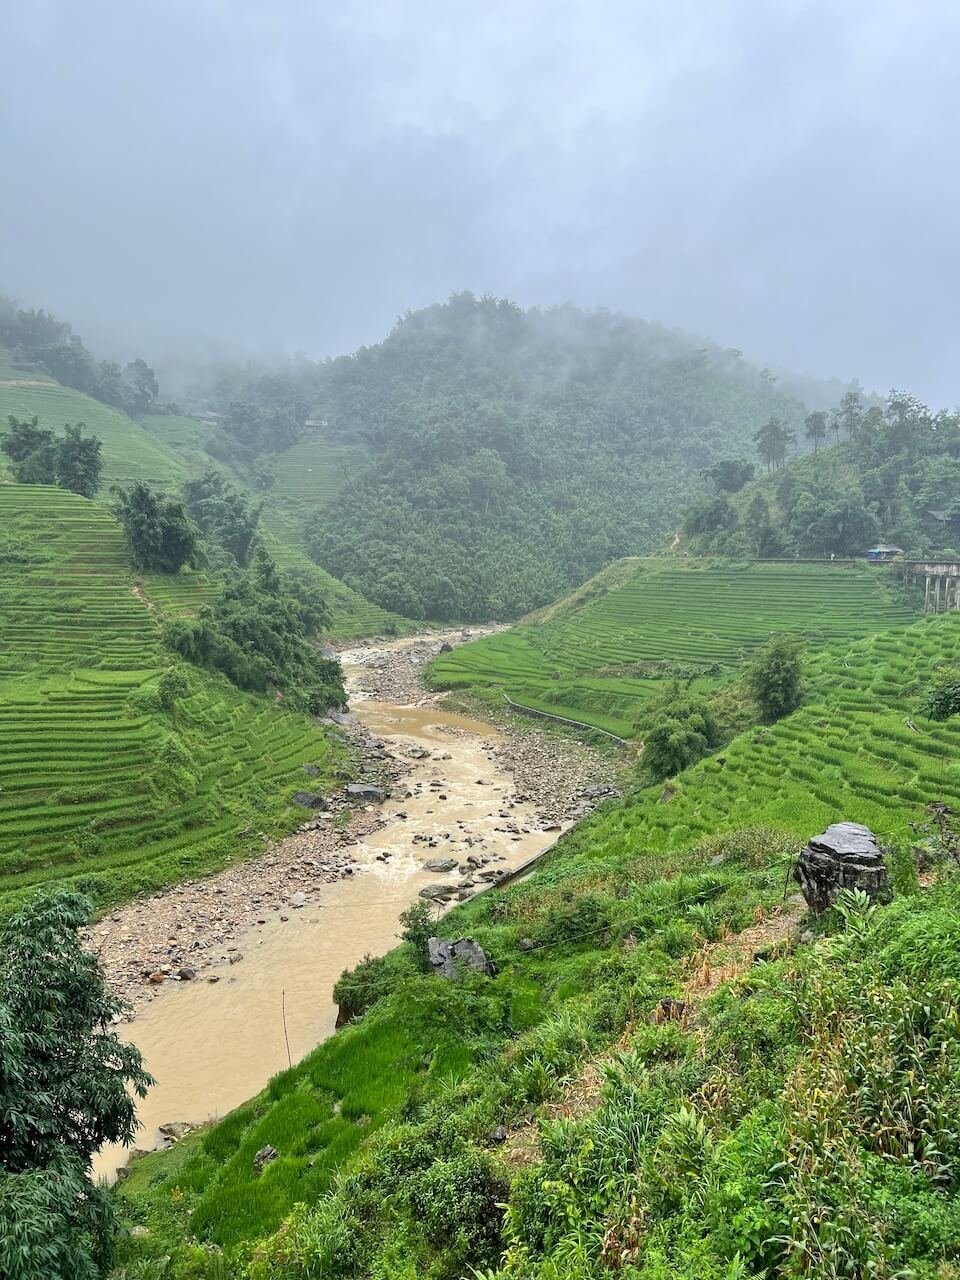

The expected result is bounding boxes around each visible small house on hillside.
[866,544,903,563]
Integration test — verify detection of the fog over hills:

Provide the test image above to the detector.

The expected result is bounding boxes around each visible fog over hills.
[3,1,960,402]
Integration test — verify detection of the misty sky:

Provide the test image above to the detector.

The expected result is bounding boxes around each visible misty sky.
[2,1,959,401]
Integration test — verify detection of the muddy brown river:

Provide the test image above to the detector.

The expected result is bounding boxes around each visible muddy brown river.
[94,642,564,1182]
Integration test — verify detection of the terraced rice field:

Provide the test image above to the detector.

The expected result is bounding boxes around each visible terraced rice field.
[430,559,918,735]
[0,374,186,489]
[137,417,406,638]
[262,437,365,555]
[254,436,408,637]
[605,612,960,851]
[139,412,211,469]
[0,484,343,914]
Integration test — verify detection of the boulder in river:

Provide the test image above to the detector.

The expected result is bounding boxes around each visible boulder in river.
[428,936,495,978]
[419,883,457,901]
[794,822,891,915]
[423,857,458,873]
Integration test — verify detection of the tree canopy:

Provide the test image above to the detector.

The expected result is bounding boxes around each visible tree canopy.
[112,481,202,572]
[745,635,805,722]
[277,293,806,620]
[0,416,103,497]
[0,890,151,1279]
[685,390,960,561]
[182,468,262,566]
[165,547,345,712]
[0,301,160,416]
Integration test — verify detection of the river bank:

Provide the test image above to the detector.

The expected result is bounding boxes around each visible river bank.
[90,631,627,1181]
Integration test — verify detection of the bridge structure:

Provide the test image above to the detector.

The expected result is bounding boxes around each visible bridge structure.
[903,560,960,613]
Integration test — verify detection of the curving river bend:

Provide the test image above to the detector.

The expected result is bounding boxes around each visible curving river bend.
[94,638,569,1182]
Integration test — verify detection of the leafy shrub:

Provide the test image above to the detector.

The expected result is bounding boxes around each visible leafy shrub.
[332,951,409,1023]
[641,689,721,782]
[745,635,804,722]
[920,671,960,720]
[409,1150,509,1263]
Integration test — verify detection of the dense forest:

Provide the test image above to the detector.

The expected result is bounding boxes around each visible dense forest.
[683,390,960,559]
[300,295,810,619]
[190,293,816,620]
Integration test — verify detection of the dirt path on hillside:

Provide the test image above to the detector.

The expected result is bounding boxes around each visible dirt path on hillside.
[0,378,53,387]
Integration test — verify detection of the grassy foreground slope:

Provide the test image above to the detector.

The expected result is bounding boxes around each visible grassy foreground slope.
[0,484,346,915]
[430,558,917,735]
[117,612,960,1277]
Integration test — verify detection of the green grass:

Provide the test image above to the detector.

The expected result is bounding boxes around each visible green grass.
[0,484,347,915]
[138,412,212,471]
[116,810,795,1267]
[0,376,186,489]
[614,611,960,853]
[115,602,960,1278]
[430,558,918,735]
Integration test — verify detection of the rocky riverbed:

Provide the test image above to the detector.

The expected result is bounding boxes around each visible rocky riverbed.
[90,629,632,1179]
[88,631,627,1021]
[87,718,409,1016]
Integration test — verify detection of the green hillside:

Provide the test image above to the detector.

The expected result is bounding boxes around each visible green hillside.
[429,558,917,735]
[619,610,960,850]
[0,377,186,488]
[136,410,407,637]
[222,293,821,622]
[0,484,346,914]
[117,607,960,1279]
[0,356,407,638]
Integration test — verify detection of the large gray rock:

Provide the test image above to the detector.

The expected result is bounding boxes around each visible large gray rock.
[794,822,891,915]
[291,790,326,809]
[253,1144,278,1174]
[428,936,495,979]
[346,783,387,803]
[158,1121,193,1144]
[419,883,457,901]
[423,857,458,873]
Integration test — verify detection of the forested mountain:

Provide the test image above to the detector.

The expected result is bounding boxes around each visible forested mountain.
[2,289,851,624]
[682,390,960,559]
[295,294,810,619]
